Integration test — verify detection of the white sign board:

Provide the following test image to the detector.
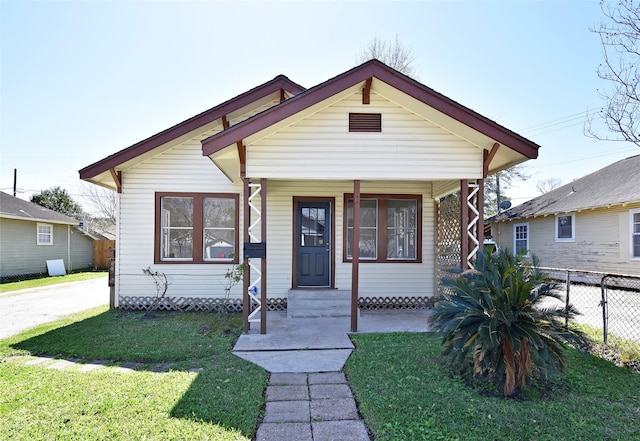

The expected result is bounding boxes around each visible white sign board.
[46,259,67,276]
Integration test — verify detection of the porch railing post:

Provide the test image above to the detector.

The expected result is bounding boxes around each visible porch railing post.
[351,180,360,332]
[260,178,267,334]
[242,178,250,333]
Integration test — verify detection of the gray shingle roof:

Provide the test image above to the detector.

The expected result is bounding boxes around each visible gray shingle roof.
[489,154,640,222]
[0,191,79,225]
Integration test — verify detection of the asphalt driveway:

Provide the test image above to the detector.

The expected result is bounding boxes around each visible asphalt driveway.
[0,277,109,340]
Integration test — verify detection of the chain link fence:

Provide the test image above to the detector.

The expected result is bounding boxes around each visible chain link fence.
[540,268,640,345]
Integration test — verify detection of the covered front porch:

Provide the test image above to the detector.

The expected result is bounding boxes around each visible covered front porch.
[236,177,486,335]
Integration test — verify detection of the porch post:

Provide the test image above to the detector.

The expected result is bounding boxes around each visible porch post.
[351,180,360,332]
[478,179,484,251]
[260,178,267,334]
[460,180,469,270]
[242,178,250,333]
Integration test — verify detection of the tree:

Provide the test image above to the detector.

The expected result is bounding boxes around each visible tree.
[536,177,563,194]
[31,186,82,218]
[356,34,417,78]
[429,248,588,397]
[587,0,640,147]
[484,165,529,217]
[80,182,116,224]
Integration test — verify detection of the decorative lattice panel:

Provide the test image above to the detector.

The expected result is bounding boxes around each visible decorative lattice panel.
[118,296,287,312]
[436,192,461,295]
[359,296,434,310]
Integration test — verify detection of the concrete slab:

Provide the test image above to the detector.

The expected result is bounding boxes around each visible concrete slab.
[310,398,359,421]
[233,349,352,373]
[270,372,308,385]
[308,372,346,384]
[309,384,353,400]
[311,420,370,441]
[264,400,310,423]
[256,422,312,441]
[266,385,309,401]
[234,313,354,351]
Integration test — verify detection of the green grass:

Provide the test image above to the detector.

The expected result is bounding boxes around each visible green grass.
[346,332,640,441]
[0,307,267,440]
[0,271,107,293]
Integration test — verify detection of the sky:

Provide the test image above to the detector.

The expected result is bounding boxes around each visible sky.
[1,0,638,213]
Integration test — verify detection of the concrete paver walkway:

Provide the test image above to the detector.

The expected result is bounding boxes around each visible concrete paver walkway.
[238,309,431,440]
[256,372,369,441]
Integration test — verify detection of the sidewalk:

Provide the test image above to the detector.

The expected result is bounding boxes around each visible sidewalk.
[256,372,369,441]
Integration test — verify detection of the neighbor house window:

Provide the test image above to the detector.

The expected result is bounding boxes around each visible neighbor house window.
[37,223,52,245]
[513,222,529,256]
[555,214,575,242]
[345,194,421,262]
[155,193,238,263]
[631,209,640,259]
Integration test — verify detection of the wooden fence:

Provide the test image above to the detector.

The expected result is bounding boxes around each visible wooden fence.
[93,240,115,270]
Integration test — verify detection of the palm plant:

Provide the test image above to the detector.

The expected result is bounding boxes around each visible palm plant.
[429,248,587,397]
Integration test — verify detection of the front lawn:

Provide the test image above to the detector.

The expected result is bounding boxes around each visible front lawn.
[346,332,640,441]
[0,307,267,440]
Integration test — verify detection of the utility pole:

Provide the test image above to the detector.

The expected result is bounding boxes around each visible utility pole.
[13,169,17,197]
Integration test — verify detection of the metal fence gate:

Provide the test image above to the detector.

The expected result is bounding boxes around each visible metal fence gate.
[541,268,640,345]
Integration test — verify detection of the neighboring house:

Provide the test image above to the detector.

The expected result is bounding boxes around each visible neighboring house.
[487,155,640,275]
[0,192,96,279]
[79,59,540,330]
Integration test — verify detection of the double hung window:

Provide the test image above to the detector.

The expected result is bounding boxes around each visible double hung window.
[37,223,53,245]
[632,209,640,259]
[513,223,529,256]
[155,193,238,263]
[345,194,421,262]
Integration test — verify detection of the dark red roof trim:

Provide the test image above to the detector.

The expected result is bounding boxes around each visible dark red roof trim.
[201,60,540,160]
[79,75,305,179]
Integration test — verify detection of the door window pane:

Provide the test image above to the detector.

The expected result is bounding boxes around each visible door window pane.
[301,207,326,247]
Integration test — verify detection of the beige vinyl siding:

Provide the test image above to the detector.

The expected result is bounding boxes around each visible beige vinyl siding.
[247,91,483,181]
[116,138,245,301]
[116,138,438,300]
[492,204,640,275]
[266,180,435,298]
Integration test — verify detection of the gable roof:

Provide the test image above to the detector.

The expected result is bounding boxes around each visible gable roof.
[202,59,540,169]
[0,192,80,225]
[489,154,640,222]
[79,74,306,189]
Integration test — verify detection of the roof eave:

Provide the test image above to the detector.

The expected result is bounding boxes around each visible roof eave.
[79,75,306,181]
[201,59,540,160]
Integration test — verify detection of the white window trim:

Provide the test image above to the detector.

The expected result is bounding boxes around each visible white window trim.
[555,213,575,242]
[513,222,529,257]
[631,208,640,260]
[37,223,53,246]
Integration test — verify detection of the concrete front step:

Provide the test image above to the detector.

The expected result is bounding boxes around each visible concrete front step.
[287,289,355,318]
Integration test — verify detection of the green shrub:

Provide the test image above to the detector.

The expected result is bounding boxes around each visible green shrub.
[429,248,588,397]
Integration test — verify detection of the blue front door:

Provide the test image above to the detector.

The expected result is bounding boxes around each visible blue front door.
[296,201,331,287]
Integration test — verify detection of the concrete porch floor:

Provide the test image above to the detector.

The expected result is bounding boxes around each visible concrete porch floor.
[232,310,432,373]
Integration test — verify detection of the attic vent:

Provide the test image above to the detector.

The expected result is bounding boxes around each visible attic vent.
[349,113,382,132]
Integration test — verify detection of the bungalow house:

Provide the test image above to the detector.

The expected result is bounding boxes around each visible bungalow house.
[0,192,96,279]
[487,154,640,275]
[79,60,540,332]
